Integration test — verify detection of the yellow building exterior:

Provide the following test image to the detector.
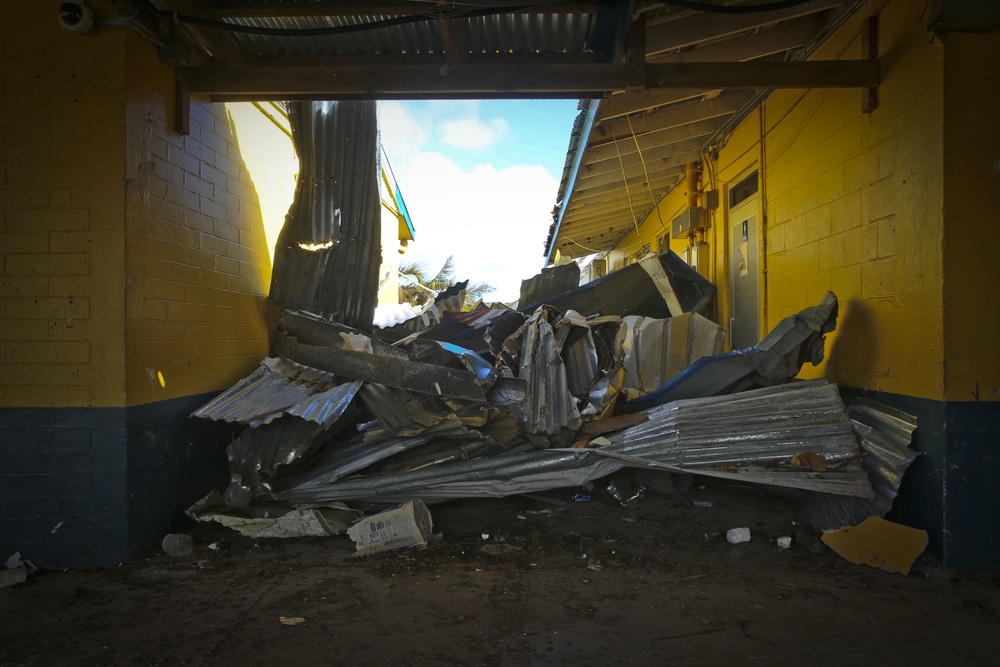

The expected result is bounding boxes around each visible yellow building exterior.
[1,3,276,564]
[1,0,996,571]
[602,0,999,570]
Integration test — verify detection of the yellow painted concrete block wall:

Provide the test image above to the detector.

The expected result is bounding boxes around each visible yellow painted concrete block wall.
[0,3,127,408]
[617,0,947,400]
[942,29,1000,402]
[122,34,272,406]
[714,0,946,401]
[224,103,297,264]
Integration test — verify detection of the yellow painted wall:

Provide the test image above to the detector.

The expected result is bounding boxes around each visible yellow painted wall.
[224,102,298,264]
[622,0,948,401]
[942,29,1000,402]
[123,33,273,406]
[0,2,127,408]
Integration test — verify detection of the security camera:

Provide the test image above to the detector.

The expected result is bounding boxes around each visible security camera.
[58,1,94,35]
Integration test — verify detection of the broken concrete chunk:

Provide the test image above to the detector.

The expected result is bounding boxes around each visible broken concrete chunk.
[821,516,928,575]
[347,499,433,557]
[727,527,751,544]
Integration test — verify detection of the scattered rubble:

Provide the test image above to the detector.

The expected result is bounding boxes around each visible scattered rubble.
[2,552,38,588]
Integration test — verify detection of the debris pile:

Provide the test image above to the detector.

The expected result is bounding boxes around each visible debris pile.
[185,101,923,568]
[188,251,921,569]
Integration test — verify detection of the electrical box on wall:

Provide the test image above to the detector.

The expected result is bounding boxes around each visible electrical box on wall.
[672,206,706,239]
[703,190,719,210]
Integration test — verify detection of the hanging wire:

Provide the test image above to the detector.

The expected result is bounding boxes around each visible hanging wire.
[626,114,669,235]
[612,137,643,243]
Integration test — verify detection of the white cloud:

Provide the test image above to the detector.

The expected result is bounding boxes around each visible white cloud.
[438,117,509,151]
[378,101,429,160]
[398,152,556,303]
[381,102,557,304]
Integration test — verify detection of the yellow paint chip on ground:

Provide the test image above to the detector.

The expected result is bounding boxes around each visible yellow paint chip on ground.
[821,516,928,575]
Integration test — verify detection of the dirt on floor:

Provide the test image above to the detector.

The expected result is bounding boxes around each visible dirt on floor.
[2,482,999,666]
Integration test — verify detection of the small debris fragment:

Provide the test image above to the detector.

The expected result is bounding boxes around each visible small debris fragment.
[279,616,306,626]
[821,516,927,575]
[726,527,751,544]
[776,536,792,550]
[346,499,433,557]
[587,560,604,572]
[161,534,193,557]
[50,521,64,534]
[790,450,828,472]
[481,533,490,541]
[207,542,220,551]
[572,493,591,502]
[692,500,714,508]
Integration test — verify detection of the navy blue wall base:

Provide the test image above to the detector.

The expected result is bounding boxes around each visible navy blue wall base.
[126,394,232,559]
[840,387,1000,573]
[0,408,128,567]
[0,393,231,568]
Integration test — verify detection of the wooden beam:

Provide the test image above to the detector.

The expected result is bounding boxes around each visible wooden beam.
[578,138,713,180]
[648,17,824,64]
[578,142,699,181]
[626,18,646,91]
[441,18,462,67]
[599,88,717,120]
[645,60,880,89]
[593,90,752,139]
[572,175,683,205]
[646,0,845,55]
[862,15,878,113]
[173,66,190,135]
[191,63,627,96]
[586,118,720,164]
[189,59,878,98]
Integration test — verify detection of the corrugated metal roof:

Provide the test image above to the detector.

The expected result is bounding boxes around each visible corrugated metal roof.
[192,357,362,428]
[221,11,597,57]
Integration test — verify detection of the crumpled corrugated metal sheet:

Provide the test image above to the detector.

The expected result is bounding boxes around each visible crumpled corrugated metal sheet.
[374,280,468,342]
[620,312,726,400]
[277,334,486,402]
[192,357,362,429]
[520,250,715,319]
[279,309,408,360]
[628,291,839,409]
[801,398,919,530]
[518,306,582,436]
[269,378,871,507]
[273,446,625,506]
[269,100,380,330]
[519,262,581,308]
[603,379,872,497]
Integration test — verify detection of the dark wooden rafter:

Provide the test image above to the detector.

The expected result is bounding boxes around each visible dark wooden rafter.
[645,0,846,55]
[188,59,878,99]
[648,17,824,64]
[441,18,462,67]
[862,14,878,113]
[592,90,753,139]
[626,17,645,91]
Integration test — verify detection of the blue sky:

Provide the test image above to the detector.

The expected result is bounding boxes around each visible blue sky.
[379,99,579,302]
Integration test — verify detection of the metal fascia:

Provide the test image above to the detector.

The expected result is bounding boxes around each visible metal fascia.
[544,98,601,268]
